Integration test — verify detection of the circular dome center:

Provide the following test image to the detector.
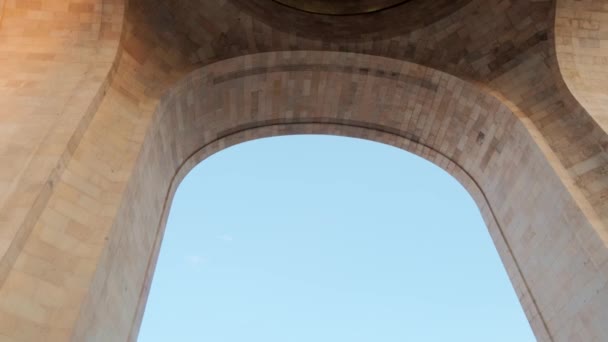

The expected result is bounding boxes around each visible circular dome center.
[272,0,411,15]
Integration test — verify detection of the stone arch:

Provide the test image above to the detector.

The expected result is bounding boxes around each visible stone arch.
[555,0,608,131]
[2,1,608,340]
[47,51,606,341]
[0,0,125,294]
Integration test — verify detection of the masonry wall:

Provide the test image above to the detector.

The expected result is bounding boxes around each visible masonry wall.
[0,0,122,296]
[0,1,607,341]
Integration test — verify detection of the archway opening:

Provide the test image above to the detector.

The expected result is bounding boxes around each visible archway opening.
[137,135,535,341]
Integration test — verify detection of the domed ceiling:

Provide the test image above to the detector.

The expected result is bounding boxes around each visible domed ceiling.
[231,0,472,40]
[272,0,411,15]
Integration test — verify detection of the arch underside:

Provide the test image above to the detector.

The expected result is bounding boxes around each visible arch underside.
[555,0,608,131]
[69,52,606,342]
[0,0,607,341]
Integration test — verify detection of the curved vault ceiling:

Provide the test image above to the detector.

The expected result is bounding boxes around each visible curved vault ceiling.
[230,0,471,40]
[272,0,411,15]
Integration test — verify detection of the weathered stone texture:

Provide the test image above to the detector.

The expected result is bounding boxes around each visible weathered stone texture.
[0,1,607,341]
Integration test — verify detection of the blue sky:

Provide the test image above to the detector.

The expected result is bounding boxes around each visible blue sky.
[138,135,535,342]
